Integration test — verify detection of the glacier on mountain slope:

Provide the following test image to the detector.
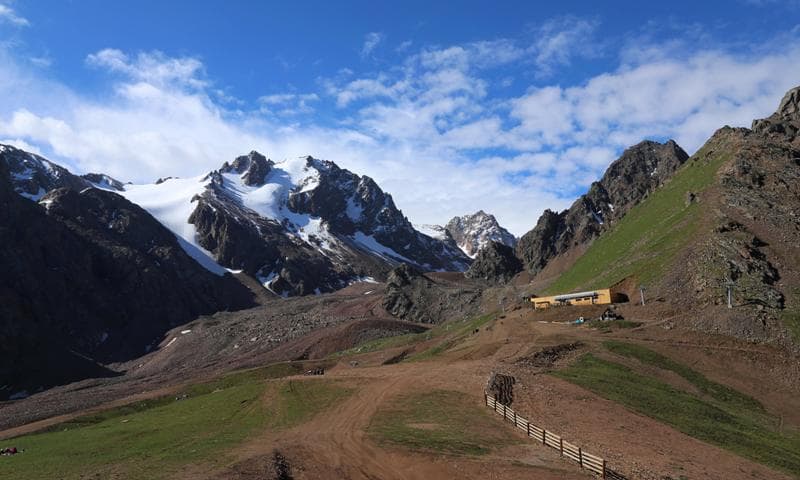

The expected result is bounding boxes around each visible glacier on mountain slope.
[120,155,430,279]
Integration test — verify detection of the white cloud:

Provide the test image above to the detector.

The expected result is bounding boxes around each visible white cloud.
[2,32,800,236]
[361,32,384,58]
[86,49,206,89]
[0,4,28,26]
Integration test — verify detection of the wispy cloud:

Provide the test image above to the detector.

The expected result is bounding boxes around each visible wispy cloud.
[0,3,28,26]
[530,15,601,77]
[258,92,319,115]
[361,32,384,58]
[86,49,206,89]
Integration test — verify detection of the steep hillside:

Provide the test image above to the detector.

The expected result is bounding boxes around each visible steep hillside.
[516,140,689,277]
[0,159,254,399]
[545,85,800,346]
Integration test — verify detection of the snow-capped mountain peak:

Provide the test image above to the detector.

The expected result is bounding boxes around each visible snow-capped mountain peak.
[445,210,517,258]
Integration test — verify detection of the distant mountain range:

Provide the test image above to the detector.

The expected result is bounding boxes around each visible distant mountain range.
[2,148,472,297]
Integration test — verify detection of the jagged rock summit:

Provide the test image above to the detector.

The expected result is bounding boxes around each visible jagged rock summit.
[445,210,517,258]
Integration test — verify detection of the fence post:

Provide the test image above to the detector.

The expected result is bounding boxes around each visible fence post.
[494,397,498,413]
[578,447,582,468]
[602,459,606,478]
[559,438,563,456]
[513,410,517,425]
[541,429,546,444]
[526,421,530,437]
[503,404,507,420]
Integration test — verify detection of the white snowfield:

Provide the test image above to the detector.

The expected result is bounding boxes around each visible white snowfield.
[121,175,228,276]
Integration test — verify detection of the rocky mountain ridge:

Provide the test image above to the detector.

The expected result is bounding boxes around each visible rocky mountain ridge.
[1,147,471,297]
[516,139,689,276]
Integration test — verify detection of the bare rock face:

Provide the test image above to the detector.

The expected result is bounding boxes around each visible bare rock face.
[516,139,689,275]
[445,210,516,258]
[382,263,482,324]
[220,151,274,186]
[465,241,523,284]
[752,85,800,145]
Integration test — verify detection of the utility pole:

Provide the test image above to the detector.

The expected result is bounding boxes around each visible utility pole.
[639,285,647,306]
[726,280,734,309]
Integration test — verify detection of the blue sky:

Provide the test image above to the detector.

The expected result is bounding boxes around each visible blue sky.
[1,1,799,234]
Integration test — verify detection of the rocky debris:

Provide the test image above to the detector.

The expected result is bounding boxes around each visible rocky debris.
[0,160,254,398]
[465,241,523,284]
[271,450,293,480]
[445,210,517,258]
[516,342,583,368]
[599,308,623,321]
[382,264,482,324]
[486,372,515,406]
[516,139,689,275]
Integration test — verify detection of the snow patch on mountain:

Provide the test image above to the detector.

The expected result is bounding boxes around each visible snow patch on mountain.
[352,231,414,263]
[120,176,227,275]
[415,223,448,241]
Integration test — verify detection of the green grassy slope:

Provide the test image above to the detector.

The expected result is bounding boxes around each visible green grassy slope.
[546,145,731,294]
[0,364,351,480]
[332,312,496,360]
[553,345,800,475]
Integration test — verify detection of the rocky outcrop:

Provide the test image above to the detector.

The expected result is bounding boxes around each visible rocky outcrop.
[220,151,274,186]
[465,242,523,284]
[0,161,254,398]
[516,139,689,275]
[751,85,800,145]
[382,264,482,324]
[445,210,516,258]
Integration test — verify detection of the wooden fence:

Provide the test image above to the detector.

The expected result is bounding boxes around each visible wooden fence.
[485,393,608,477]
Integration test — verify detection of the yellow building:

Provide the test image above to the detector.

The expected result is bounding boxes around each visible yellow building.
[528,288,626,310]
